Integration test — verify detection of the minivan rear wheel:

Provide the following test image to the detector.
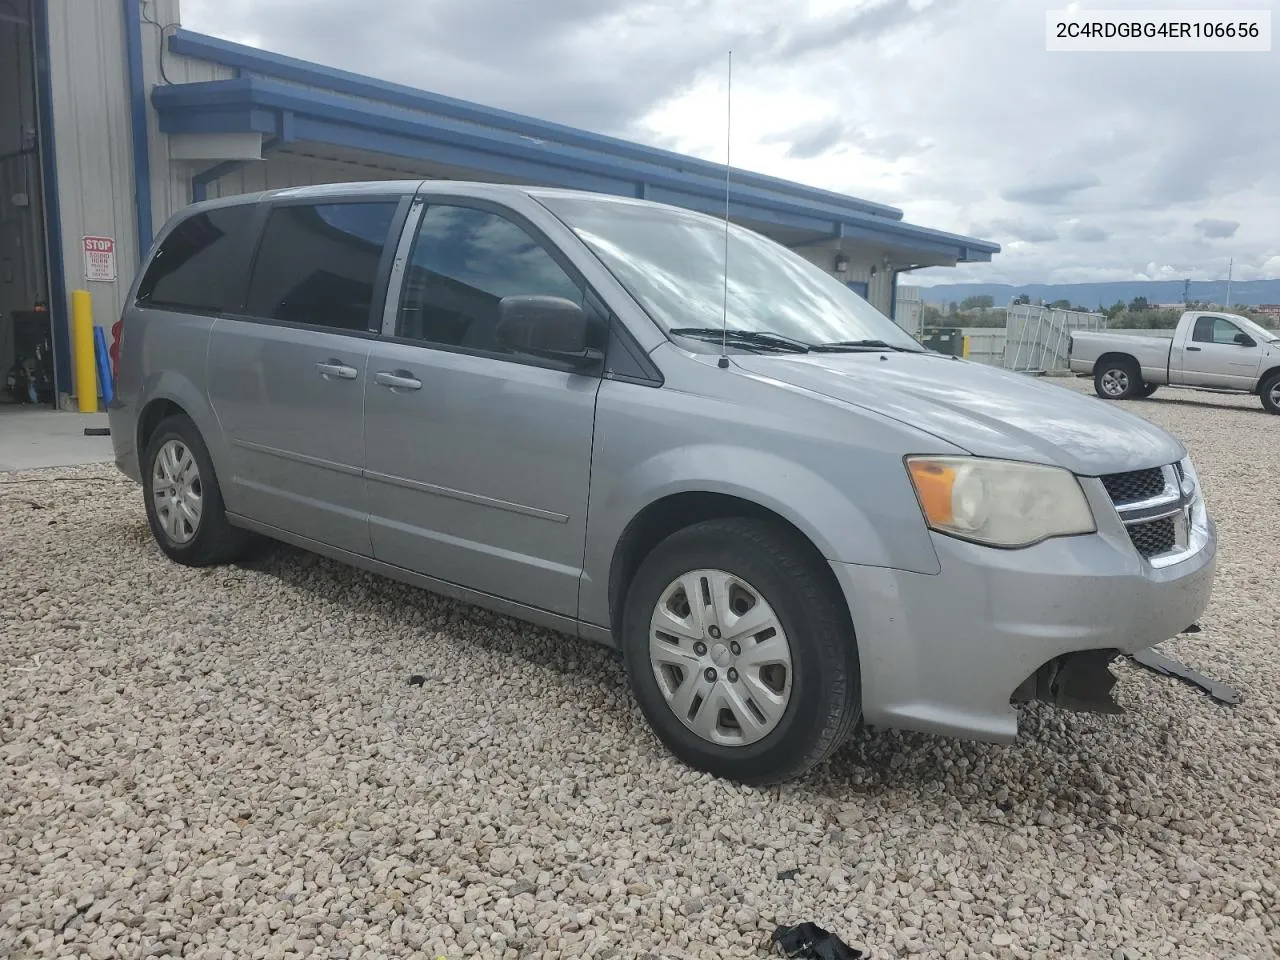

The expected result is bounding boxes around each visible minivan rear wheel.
[621,518,860,785]
[142,415,252,566]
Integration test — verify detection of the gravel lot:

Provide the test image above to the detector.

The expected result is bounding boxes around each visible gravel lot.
[2,379,1277,960]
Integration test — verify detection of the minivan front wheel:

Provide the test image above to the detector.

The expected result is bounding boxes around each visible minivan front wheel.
[621,518,861,785]
[142,415,252,566]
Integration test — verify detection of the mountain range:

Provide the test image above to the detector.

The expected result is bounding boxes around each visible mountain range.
[911,279,1280,308]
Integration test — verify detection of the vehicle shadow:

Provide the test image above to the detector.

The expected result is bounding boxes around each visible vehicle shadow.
[234,539,627,681]
[1134,393,1267,415]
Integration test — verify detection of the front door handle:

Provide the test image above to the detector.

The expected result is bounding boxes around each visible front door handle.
[1185,346,1201,352]
[316,359,358,380]
[374,370,423,391]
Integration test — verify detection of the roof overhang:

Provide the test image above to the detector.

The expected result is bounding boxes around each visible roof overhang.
[153,70,999,265]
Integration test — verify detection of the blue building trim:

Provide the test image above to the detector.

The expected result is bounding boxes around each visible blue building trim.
[153,78,999,263]
[122,0,153,259]
[32,0,71,398]
[168,29,907,224]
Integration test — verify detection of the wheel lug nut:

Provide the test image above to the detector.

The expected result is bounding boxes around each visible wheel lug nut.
[708,625,721,639]
[727,668,738,682]
[704,667,717,682]
[730,642,741,655]
[693,642,707,656]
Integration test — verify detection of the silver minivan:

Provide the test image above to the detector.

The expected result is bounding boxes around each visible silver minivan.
[109,181,1216,784]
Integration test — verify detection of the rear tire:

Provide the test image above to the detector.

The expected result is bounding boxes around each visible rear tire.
[1094,358,1142,400]
[142,415,253,566]
[620,518,861,785]
[1260,372,1280,415]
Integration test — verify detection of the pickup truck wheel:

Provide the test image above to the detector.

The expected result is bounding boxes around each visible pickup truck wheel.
[1138,383,1159,398]
[621,518,861,785]
[1261,372,1280,415]
[1095,359,1141,400]
[142,414,253,566]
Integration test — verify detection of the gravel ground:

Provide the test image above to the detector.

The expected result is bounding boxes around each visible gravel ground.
[1,380,1277,960]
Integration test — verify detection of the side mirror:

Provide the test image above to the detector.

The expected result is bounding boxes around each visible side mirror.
[495,295,603,368]
[1233,332,1256,347]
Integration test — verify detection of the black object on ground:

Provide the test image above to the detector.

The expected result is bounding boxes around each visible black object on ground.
[776,868,799,881]
[1130,647,1239,705]
[771,922,864,959]
[408,674,425,687]
[84,427,110,436]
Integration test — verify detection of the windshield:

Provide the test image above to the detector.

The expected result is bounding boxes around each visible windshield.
[1233,315,1280,342]
[536,194,923,352]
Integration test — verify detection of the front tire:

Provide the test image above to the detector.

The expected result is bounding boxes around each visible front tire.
[1094,358,1142,400]
[1260,372,1280,415]
[621,518,861,785]
[142,414,252,566]
[1138,383,1159,398]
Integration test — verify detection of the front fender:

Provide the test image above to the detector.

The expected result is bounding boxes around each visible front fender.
[579,440,942,629]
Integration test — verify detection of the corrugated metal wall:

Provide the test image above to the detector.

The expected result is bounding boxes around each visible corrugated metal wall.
[43,0,231,341]
[203,152,423,199]
[45,0,137,331]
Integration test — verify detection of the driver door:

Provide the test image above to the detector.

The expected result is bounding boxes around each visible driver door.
[1181,315,1264,389]
[363,199,604,618]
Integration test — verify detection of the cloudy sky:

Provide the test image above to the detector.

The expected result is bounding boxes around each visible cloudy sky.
[181,0,1279,287]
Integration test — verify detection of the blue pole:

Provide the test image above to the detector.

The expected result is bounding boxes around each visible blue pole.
[122,0,153,259]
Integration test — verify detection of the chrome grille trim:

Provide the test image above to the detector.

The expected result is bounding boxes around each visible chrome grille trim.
[1102,463,1201,565]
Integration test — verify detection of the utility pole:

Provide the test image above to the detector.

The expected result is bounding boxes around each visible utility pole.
[1182,278,1190,305]
[1225,258,1233,308]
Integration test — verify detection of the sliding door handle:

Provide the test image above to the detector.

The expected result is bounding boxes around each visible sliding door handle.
[316,360,358,380]
[374,370,422,391]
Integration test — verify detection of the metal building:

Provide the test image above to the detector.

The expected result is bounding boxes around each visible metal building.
[1,0,999,412]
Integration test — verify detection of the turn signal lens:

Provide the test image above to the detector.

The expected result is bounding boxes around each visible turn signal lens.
[907,460,956,527]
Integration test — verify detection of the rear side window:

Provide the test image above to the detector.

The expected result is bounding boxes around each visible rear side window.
[136,204,258,312]
[244,201,399,332]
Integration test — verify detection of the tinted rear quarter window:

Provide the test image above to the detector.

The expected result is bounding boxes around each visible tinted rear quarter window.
[136,204,258,312]
[244,201,399,332]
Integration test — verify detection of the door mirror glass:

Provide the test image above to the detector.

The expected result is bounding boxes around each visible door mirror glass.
[495,295,600,366]
[1233,332,1256,347]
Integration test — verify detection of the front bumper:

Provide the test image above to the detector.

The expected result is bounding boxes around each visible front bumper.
[831,516,1217,742]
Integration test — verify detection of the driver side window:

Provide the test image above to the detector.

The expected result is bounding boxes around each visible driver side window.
[397,204,583,355]
[1192,316,1247,345]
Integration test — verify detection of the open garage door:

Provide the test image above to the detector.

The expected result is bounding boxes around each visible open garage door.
[0,0,57,408]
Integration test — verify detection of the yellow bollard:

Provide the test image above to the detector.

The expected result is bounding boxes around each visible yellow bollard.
[962,335,970,359]
[71,289,98,413]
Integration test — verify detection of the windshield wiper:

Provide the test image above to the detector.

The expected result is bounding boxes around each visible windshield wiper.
[668,327,811,353]
[810,339,922,353]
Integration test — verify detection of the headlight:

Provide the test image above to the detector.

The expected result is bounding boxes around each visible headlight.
[906,456,1096,548]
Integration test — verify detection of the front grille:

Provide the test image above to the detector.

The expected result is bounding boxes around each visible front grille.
[1127,516,1177,557]
[1101,468,1166,505]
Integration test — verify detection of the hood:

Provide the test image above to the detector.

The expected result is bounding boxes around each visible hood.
[732,351,1185,475]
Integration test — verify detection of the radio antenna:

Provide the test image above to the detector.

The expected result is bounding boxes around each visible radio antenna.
[718,49,733,369]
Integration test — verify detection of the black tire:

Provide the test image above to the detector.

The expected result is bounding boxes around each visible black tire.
[1260,372,1280,416]
[621,517,861,785]
[1094,357,1142,400]
[1138,383,1159,398]
[141,414,253,566]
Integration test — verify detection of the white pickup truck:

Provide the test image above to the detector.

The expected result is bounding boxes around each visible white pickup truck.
[1069,310,1280,414]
